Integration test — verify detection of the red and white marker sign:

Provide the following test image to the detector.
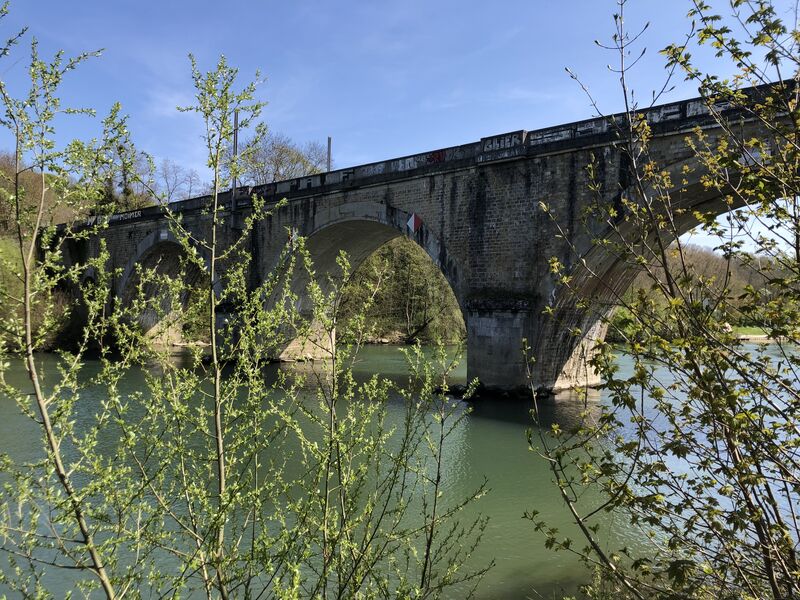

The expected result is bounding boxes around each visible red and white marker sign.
[407,212,422,233]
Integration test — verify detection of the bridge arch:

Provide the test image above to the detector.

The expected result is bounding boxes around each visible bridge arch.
[271,202,466,360]
[305,206,461,299]
[116,228,215,336]
[533,173,737,391]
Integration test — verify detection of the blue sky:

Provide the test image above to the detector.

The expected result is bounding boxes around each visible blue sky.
[0,0,735,175]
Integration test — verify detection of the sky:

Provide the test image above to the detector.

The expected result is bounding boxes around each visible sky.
[0,0,738,173]
[0,0,795,253]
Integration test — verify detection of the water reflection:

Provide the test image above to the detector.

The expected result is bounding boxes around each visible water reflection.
[467,387,602,431]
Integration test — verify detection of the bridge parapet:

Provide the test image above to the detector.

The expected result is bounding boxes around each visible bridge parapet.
[90,82,774,232]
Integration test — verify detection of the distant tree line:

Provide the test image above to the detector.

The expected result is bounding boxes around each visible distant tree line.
[608,241,781,341]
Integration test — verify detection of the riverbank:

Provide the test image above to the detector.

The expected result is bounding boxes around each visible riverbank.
[734,327,784,343]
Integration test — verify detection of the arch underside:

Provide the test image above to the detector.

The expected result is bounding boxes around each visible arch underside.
[275,215,463,362]
[118,241,206,341]
[535,179,735,391]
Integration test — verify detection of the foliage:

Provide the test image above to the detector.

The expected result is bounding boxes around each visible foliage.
[605,242,780,343]
[97,140,155,212]
[341,236,465,345]
[533,1,800,599]
[0,6,147,596]
[0,14,488,598]
[0,234,71,348]
[0,151,77,231]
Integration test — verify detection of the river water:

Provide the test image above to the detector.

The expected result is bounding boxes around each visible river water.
[6,343,785,599]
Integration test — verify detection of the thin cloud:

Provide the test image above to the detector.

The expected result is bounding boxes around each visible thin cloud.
[145,88,196,119]
[420,86,563,112]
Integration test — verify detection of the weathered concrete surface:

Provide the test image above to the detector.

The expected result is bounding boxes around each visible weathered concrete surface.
[63,87,775,393]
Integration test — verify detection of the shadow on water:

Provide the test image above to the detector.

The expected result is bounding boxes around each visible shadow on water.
[279,344,600,431]
[467,388,601,432]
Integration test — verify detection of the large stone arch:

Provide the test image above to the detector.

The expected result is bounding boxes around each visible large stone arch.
[116,228,215,336]
[117,229,215,298]
[271,202,465,360]
[533,172,737,391]
[303,207,462,302]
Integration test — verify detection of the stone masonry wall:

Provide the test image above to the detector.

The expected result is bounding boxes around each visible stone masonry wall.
[67,88,774,392]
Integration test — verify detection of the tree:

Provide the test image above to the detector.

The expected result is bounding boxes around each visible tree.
[0,8,146,595]
[0,13,488,597]
[94,129,155,213]
[236,130,328,185]
[155,156,202,203]
[531,1,800,598]
[111,53,488,597]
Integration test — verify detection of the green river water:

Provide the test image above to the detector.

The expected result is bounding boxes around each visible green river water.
[0,346,672,598]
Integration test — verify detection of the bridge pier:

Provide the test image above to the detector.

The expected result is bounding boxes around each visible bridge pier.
[466,304,534,390]
[279,319,335,362]
[530,310,606,393]
[466,300,604,394]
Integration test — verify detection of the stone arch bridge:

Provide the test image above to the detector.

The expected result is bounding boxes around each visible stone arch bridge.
[62,87,774,393]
